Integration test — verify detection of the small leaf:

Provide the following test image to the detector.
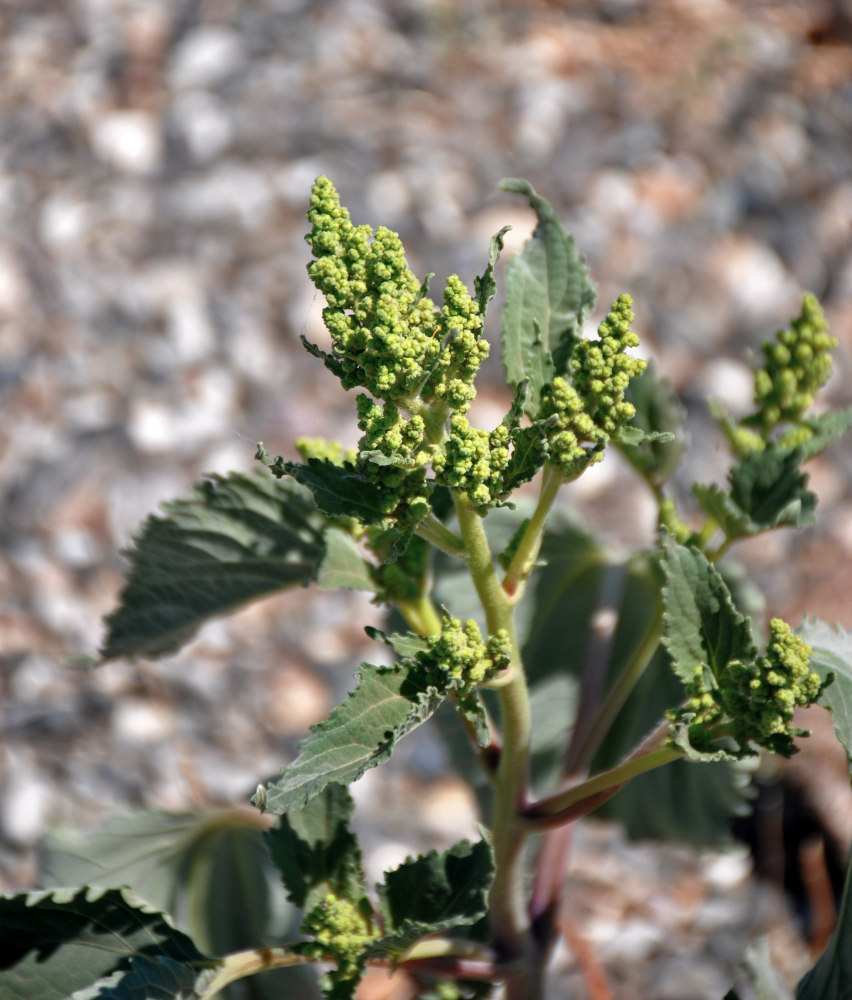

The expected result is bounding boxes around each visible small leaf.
[283,459,393,524]
[794,406,852,459]
[729,447,815,529]
[499,178,597,414]
[661,534,757,687]
[0,885,214,1000]
[798,618,852,763]
[317,529,377,592]
[372,838,494,956]
[101,471,325,661]
[256,664,447,815]
[474,225,511,318]
[364,627,431,659]
[301,334,346,380]
[617,361,687,488]
[692,483,756,542]
[264,784,365,913]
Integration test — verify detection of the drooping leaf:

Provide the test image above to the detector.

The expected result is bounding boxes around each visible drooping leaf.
[617,361,687,488]
[255,664,447,815]
[101,471,325,661]
[264,784,365,914]
[798,618,852,764]
[372,838,494,956]
[300,334,346,380]
[316,529,377,593]
[474,225,511,319]
[499,178,597,414]
[661,534,757,686]
[797,841,852,999]
[0,886,216,1000]
[279,459,394,524]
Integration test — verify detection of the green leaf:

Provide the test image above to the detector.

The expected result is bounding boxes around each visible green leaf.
[0,885,216,1000]
[316,529,377,592]
[661,534,757,686]
[101,471,325,661]
[499,178,597,414]
[40,809,294,961]
[798,618,852,763]
[692,483,757,542]
[364,627,430,659]
[616,361,687,488]
[372,838,494,956]
[474,225,511,318]
[281,459,393,524]
[797,839,852,998]
[264,784,365,914]
[729,448,815,529]
[256,664,447,815]
[794,406,852,459]
[502,419,552,494]
[301,334,346,380]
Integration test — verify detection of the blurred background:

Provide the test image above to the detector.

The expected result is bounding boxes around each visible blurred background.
[1,1,852,996]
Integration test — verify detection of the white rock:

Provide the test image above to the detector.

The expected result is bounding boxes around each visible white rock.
[170,26,246,90]
[89,111,163,175]
[1,749,51,846]
[171,91,233,162]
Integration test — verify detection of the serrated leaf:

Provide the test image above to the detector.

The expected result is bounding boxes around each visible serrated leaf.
[474,225,511,318]
[256,664,447,815]
[364,627,430,659]
[729,447,815,529]
[264,784,365,914]
[283,459,393,524]
[617,361,687,488]
[499,178,597,414]
[794,406,852,459]
[372,839,494,956]
[317,529,377,592]
[101,471,326,661]
[301,334,346,380]
[796,840,852,999]
[502,419,552,494]
[661,534,757,686]
[693,483,757,541]
[0,885,215,1000]
[798,618,852,764]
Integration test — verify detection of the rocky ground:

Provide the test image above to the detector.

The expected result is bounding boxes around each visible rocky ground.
[2,1,852,997]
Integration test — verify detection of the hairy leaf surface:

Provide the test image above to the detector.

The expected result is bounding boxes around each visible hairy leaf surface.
[265,784,365,913]
[281,459,394,524]
[256,665,446,815]
[101,471,325,661]
[500,178,597,414]
[316,529,377,592]
[661,535,757,686]
[0,885,215,1000]
[372,839,494,955]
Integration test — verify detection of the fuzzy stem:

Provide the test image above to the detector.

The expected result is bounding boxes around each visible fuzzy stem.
[453,495,534,983]
[202,947,310,995]
[415,511,467,557]
[502,463,564,599]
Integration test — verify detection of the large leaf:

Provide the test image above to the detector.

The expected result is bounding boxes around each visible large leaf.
[40,810,317,1000]
[316,528,377,592]
[798,618,852,763]
[101,471,325,660]
[0,885,216,1000]
[797,840,852,998]
[372,838,494,956]
[255,664,447,815]
[264,784,365,914]
[499,178,597,414]
[661,534,757,686]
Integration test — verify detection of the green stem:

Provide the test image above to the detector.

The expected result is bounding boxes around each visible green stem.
[502,464,564,599]
[202,947,310,996]
[453,495,535,982]
[395,592,443,636]
[524,724,680,828]
[415,511,467,558]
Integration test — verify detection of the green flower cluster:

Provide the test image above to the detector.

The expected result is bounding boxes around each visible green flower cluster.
[521,294,646,479]
[750,293,836,435]
[676,618,824,757]
[296,437,358,467]
[306,175,488,412]
[418,613,512,700]
[300,893,378,985]
[431,415,511,508]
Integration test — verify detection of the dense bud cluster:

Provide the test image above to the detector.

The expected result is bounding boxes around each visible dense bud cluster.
[750,293,836,434]
[676,618,823,757]
[306,176,488,412]
[301,894,378,984]
[418,614,512,700]
[431,415,511,507]
[296,437,358,467]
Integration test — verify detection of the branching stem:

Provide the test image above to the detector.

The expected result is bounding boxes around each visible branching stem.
[502,463,564,598]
